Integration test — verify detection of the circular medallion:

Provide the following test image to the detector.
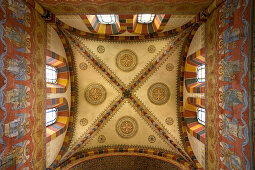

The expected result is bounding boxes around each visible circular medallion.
[98,135,106,143]
[166,63,174,71]
[80,118,88,126]
[165,117,174,125]
[116,50,137,72]
[148,135,156,143]
[97,45,105,53]
[79,62,88,70]
[148,45,156,53]
[116,116,138,138]
[148,83,170,105]
[84,83,106,105]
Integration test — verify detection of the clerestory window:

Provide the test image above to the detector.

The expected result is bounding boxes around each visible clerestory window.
[46,108,57,126]
[46,65,57,83]
[197,107,205,125]
[197,65,205,82]
[97,14,116,24]
[137,14,155,23]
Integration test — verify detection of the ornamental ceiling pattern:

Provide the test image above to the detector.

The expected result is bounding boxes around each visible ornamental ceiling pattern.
[60,29,191,164]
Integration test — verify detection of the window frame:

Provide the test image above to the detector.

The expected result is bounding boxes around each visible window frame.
[137,14,155,24]
[197,107,205,125]
[97,14,116,24]
[46,65,58,84]
[46,108,57,126]
[197,65,205,83]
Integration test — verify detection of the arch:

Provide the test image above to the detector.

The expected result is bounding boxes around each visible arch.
[184,97,205,144]
[130,14,171,34]
[57,147,192,169]
[81,14,171,35]
[46,49,69,93]
[81,15,124,35]
[184,47,205,93]
[56,17,195,41]
[46,97,69,143]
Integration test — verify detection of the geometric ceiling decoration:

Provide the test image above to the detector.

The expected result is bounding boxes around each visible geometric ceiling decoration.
[57,28,191,164]
[147,82,171,105]
[115,116,138,138]
[116,50,137,72]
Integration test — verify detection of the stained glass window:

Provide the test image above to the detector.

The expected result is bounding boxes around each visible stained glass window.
[197,108,205,125]
[137,14,155,23]
[97,14,116,24]
[46,108,57,126]
[197,65,205,82]
[46,65,57,83]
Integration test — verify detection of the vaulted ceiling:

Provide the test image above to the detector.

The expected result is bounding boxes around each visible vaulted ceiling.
[38,0,213,169]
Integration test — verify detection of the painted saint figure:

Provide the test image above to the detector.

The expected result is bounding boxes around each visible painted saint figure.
[4,26,31,53]
[220,142,242,170]
[4,113,30,139]
[219,114,243,142]
[4,140,31,168]
[6,84,30,110]
[5,56,31,80]
[218,55,241,82]
[219,85,243,111]
[6,0,31,27]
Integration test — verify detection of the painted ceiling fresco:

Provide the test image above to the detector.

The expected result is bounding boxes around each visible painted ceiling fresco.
[58,25,193,164]
[35,0,213,14]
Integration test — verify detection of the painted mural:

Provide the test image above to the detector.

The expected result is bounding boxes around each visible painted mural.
[206,0,253,169]
[0,0,45,169]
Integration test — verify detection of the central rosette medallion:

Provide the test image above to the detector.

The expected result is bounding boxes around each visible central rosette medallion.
[116,49,137,72]
[116,116,138,138]
[148,83,170,105]
[84,83,106,105]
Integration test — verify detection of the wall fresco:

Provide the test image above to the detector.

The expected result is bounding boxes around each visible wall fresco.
[0,0,45,169]
[206,0,252,169]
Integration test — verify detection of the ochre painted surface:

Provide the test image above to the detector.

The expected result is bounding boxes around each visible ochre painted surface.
[68,35,185,153]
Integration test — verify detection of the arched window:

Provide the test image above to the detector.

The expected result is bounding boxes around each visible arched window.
[197,65,205,82]
[137,14,155,23]
[197,107,205,125]
[46,108,57,126]
[46,65,57,83]
[97,14,116,24]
